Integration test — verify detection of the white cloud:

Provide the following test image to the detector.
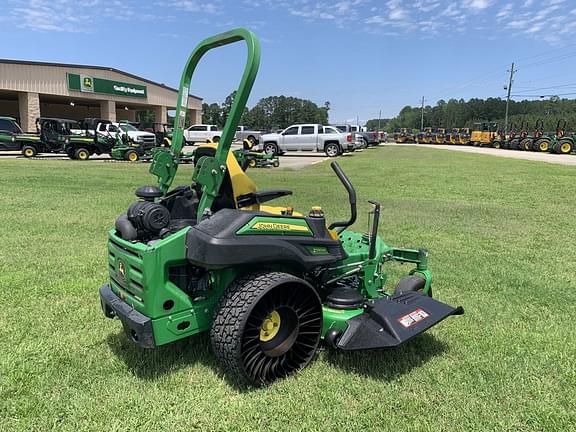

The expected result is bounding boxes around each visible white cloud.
[462,0,493,11]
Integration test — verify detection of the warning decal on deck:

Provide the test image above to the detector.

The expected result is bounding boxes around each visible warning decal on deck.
[398,308,430,328]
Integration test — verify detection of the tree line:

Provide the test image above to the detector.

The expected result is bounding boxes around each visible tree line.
[365,98,576,133]
[202,92,330,131]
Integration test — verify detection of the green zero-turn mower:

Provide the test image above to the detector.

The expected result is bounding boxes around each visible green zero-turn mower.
[99,29,463,386]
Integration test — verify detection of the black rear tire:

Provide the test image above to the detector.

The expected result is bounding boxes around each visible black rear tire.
[210,272,322,386]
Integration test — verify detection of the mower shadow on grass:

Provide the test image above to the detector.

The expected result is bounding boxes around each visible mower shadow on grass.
[321,333,447,381]
[106,332,218,380]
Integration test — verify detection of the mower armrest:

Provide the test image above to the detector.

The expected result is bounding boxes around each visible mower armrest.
[236,189,292,208]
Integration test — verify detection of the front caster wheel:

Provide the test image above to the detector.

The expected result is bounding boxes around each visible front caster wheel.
[210,272,322,386]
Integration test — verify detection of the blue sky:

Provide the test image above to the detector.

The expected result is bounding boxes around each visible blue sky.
[2,0,576,123]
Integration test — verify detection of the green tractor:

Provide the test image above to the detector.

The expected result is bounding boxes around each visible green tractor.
[538,119,573,155]
[508,121,528,150]
[518,119,544,151]
[0,116,44,156]
[98,29,463,386]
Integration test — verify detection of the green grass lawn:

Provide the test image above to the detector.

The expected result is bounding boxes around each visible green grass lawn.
[1,147,575,431]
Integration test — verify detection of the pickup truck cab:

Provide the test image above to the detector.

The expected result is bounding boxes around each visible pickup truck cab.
[235,125,262,144]
[183,124,222,144]
[115,122,156,150]
[259,123,354,157]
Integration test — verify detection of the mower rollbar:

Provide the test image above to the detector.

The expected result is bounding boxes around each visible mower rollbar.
[328,161,357,233]
[149,28,261,219]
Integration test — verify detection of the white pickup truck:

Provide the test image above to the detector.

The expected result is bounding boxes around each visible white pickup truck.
[235,126,263,144]
[258,124,355,157]
[95,122,157,149]
[183,124,222,144]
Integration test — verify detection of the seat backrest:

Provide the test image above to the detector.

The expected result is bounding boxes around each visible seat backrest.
[194,144,258,210]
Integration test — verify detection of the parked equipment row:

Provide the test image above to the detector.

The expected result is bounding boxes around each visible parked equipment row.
[393,119,574,155]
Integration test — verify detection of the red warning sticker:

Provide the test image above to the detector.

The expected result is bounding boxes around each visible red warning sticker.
[398,308,430,328]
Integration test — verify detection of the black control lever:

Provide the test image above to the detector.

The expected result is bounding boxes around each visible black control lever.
[328,161,357,233]
[368,200,381,259]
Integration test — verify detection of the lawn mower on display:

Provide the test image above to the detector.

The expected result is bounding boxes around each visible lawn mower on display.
[98,29,463,386]
[241,138,279,168]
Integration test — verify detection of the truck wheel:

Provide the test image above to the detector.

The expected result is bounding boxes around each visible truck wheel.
[22,146,37,158]
[75,148,90,161]
[210,271,322,386]
[125,150,139,162]
[324,143,340,157]
[263,142,278,156]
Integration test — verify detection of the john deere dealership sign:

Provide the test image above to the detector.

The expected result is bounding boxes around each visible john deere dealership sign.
[67,73,147,99]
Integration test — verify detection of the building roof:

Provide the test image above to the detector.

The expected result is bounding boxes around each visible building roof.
[0,59,202,100]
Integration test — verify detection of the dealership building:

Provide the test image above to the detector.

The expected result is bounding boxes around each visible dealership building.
[0,59,202,132]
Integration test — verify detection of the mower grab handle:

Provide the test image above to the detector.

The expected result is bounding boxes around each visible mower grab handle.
[328,161,357,233]
[150,28,261,197]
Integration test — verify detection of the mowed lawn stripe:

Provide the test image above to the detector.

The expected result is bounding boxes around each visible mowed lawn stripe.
[0,147,574,431]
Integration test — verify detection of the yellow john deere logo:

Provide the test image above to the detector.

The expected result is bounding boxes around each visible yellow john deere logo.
[118,260,126,279]
[252,222,309,232]
[83,77,93,88]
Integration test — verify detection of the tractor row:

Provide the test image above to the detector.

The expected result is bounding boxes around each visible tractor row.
[393,120,574,155]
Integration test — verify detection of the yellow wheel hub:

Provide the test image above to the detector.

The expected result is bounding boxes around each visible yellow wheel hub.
[128,152,138,161]
[259,310,281,342]
[540,142,549,151]
[79,151,88,160]
[561,143,571,153]
[24,149,33,157]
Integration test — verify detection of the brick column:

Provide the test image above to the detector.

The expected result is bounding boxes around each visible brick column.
[100,100,116,121]
[153,106,167,125]
[18,92,40,132]
[188,109,202,125]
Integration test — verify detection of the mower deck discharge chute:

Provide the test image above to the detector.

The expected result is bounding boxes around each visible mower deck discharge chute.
[99,28,463,386]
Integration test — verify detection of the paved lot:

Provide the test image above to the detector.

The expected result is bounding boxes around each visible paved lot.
[387,143,576,166]
[0,145,362,169]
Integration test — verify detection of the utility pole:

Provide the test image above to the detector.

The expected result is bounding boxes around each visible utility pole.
[504,62,516,135]
[420,96,425,130]
[378,109,381,131]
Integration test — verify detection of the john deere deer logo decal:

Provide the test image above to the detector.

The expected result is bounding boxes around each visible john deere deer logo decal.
[118,260,126,280]
[80,74,94,93]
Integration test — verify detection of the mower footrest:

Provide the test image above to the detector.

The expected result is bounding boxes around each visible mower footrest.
[336,291,463,351]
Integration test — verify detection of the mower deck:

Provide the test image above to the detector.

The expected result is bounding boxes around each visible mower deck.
[335,291,463,351]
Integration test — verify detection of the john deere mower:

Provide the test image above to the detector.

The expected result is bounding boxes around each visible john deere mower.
[99,29,463,386]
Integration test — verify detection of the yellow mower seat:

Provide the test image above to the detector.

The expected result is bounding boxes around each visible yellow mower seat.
[196,144,299,216]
